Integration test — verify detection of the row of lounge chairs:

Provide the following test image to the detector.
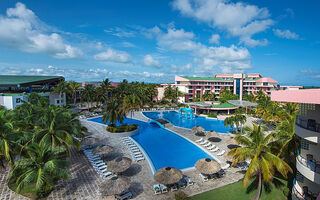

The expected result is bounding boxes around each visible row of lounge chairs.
[82,146,113,180]
[133,107,177,112]
[121,137,145,162]
[79,113,100,120]
[195,138,226,156]
[153,176,194,195]
[200,170,225,182]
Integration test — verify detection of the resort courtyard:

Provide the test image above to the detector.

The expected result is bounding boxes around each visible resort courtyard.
[2,111,246,200]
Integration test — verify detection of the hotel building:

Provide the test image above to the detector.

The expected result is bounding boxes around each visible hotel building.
[0,75,66,109]
[174,73,301,102]
[271,89,320,200]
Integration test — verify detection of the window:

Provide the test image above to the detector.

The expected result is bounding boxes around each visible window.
[296,171,304,183]
[197,86,201,89]
[56,100,60,104]
[177,81,180,84]
[301,139,310,150]
[263,83,268,86]
[16,98,21,103]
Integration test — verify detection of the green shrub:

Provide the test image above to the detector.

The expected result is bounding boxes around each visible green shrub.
[106,124,138,133]
[207,113,218,118]
[175,191,189,200]
[282,187,290,196]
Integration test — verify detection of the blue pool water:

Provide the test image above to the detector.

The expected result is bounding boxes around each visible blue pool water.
[143,111,231,133]
[89,117,214,171]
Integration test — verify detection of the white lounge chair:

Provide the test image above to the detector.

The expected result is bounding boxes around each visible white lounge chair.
[195,138,203,143]
[200,140,208,145]
[199,173,208,182]
[207,145,216,150]
[133,152,142,156]
[204,143,212,147]
[210,147,219,152]
[184,176,194,186]
[135,157,145,161]
[217,150,226,156]
[160,184,168,193]
[153,184,161,195]
[221,164,230,170]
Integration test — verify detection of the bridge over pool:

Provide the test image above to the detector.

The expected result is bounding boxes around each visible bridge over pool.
[147,119,169,128]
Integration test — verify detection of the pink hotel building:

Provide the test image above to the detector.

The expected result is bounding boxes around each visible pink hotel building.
[174,73,301,101]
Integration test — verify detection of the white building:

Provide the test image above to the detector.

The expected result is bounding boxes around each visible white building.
[271,89,320,200]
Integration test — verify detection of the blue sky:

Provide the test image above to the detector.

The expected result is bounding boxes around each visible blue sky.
[0,0,319,85]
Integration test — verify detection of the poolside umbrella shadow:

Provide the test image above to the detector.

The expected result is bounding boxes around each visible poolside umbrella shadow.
[154,167,183,185]
[195,158,221,175]
[226,137,240,149]
[107,157,132,174]
[100,176,130,196]
[208,137,222,143]
[93,145,114,157]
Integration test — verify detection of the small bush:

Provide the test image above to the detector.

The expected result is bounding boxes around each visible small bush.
[106,124,138,133]
[282,187,290,196]
[207,113,218,118]
[175,191,189,200]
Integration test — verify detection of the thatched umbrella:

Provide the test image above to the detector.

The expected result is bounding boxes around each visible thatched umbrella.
[195,158,221,175]
[226,150,236,163]
[81,137,100,146]
[226,138,238,145]
[205,131,219,138]
[192,126,205,134]
[154,167,183,185]
[100,176,130,196]
[93,145,114,155]
[107,157,132,174]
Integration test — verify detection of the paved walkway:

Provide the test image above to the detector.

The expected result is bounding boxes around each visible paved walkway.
[0,112,245,199]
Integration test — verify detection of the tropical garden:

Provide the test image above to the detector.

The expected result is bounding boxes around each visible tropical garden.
[0,93,86,199]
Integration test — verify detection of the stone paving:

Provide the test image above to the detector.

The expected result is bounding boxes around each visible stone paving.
[0,112,246,200]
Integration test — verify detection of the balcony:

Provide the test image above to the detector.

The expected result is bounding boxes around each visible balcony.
[296,153,320,184]
[296,118,320,143]
[292,179,319,200]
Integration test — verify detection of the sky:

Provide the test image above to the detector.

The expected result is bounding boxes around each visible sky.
[0,0,319,86]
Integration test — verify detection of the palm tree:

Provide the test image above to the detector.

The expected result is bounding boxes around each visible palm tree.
[80,84,96,110]
[32,106,84,155]
[0,109,19,167]
[224,114,246,133]
[228,124,292,200]
[9,143,69,198]
[123,94,142,124]
[102,98,125,126]
[52,81,71,98]
[68,81,81,105]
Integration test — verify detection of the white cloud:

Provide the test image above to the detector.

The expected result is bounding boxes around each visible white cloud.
[94,48,132,63]
[169,63,192,73]
[209,34,220,44]
[143,54,161,68]
[0,2,83,58]
[121,41,136,48]
[104,27,136,38]
[273,29,299,40]
[195,45,251,73]
[172,0,273,47]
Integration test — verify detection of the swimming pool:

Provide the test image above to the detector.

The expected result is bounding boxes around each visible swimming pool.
[89,117,215,172]
[143,111,232,133]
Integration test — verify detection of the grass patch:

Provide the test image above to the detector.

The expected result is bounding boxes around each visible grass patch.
[190,178,288,200]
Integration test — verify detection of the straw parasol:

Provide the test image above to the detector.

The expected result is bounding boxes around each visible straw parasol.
[226,138,238,145]
[81,137,100,146]
[192,126,205,134]
[195,158,221,175]
[107,157,132,173]
[226,150,236,163]
[205,131,219,138]
[154,167,183,185]
[93,145,114,155]
[100,176,130,196]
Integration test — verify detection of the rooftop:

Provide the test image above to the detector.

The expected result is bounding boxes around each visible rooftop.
[271,89,320,104]
[0,75,64,86]
[180,76,233,81]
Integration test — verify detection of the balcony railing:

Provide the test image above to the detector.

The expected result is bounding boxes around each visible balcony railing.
[297,151,320,174]
[293,179,319,200]
[296,118,320,133]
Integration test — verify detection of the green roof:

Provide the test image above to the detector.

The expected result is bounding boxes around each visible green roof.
[0,75,63,85]
[244,77,261,81]
[181,76,233,81]
[211,102,237,108]
[0,92,50,96]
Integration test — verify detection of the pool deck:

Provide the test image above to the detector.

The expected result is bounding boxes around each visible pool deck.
[0,111,246,200]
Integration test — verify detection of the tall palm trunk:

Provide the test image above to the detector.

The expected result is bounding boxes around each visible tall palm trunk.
[254,171,262,200]
[73,92,77,105]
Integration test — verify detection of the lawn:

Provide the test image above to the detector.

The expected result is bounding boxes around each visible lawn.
[190,179,288,200]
